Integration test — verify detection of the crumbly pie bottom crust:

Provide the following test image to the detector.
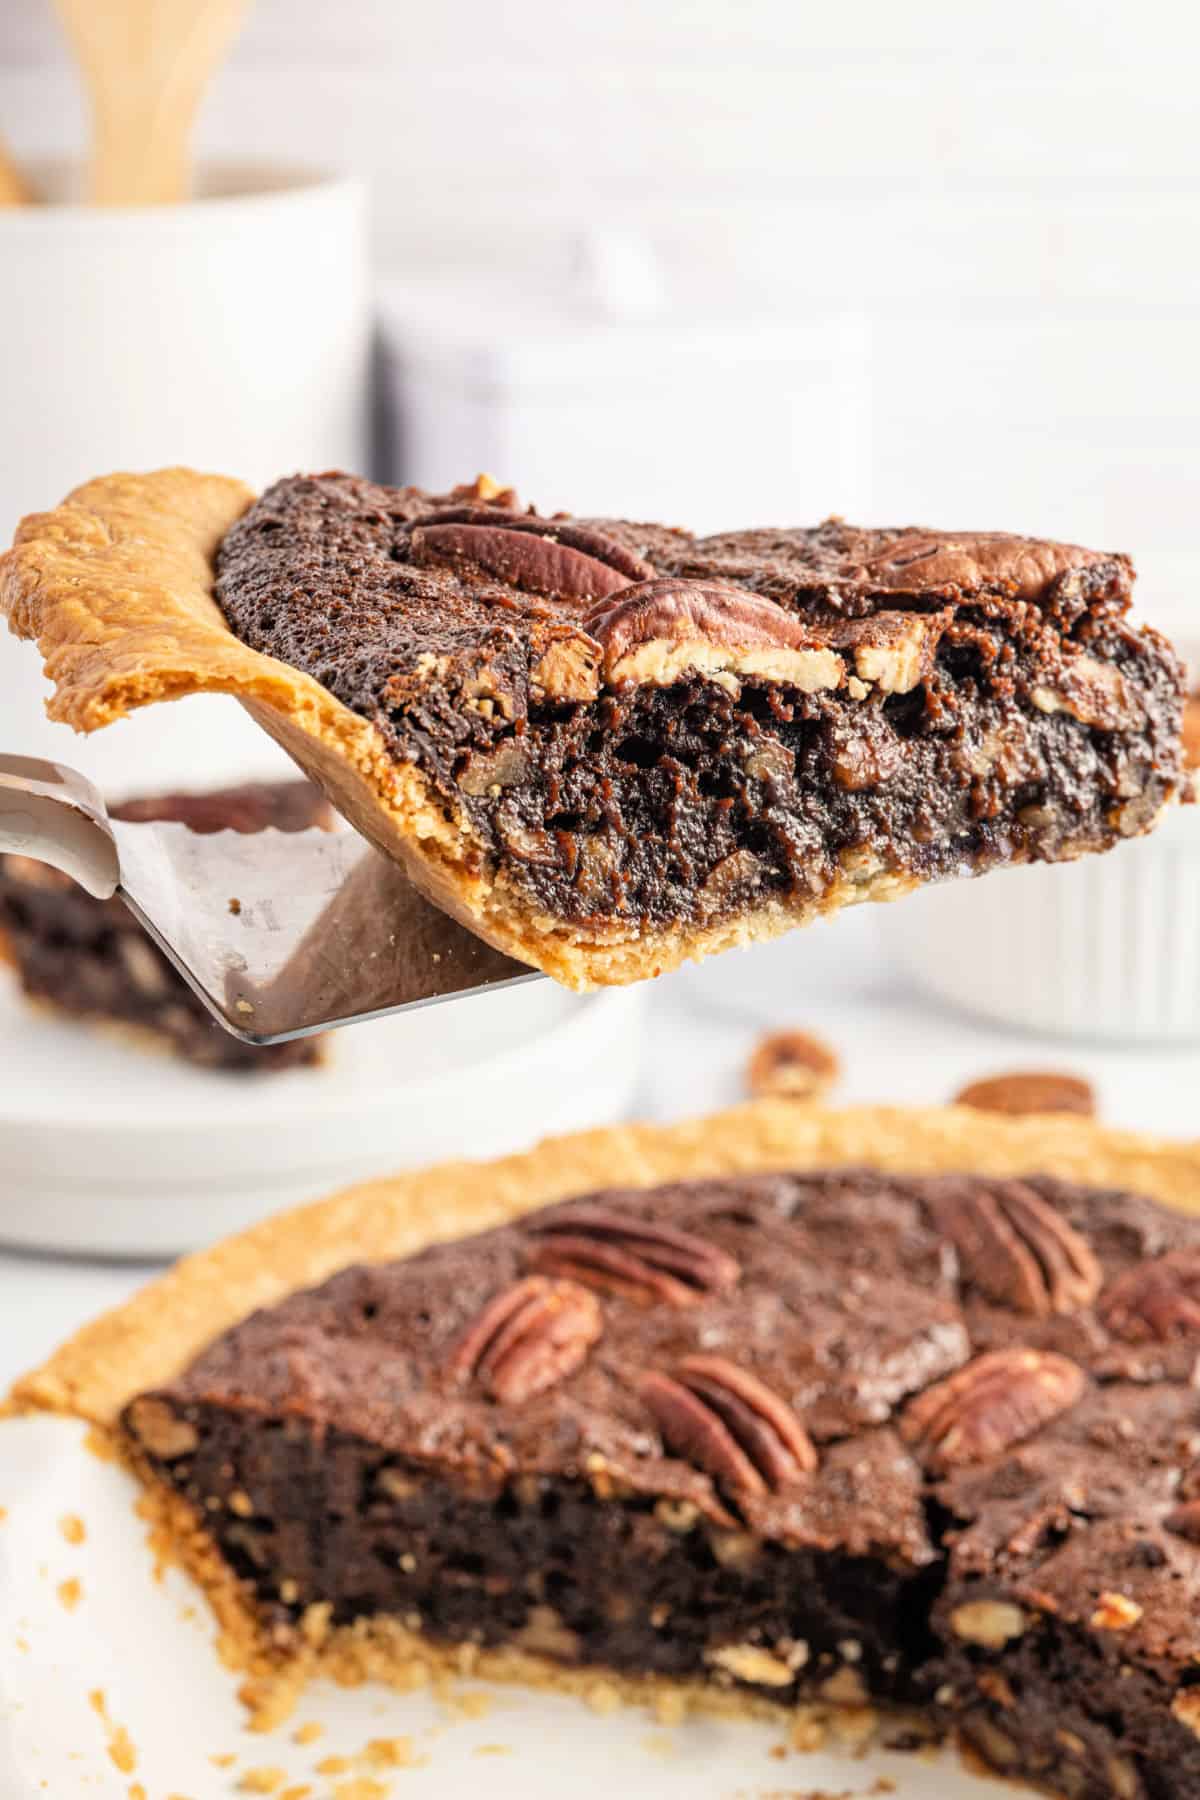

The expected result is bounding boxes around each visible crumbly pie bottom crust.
[10,1101,1200,1760]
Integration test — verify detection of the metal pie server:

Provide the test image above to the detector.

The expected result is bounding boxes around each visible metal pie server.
[0,754,538,1043]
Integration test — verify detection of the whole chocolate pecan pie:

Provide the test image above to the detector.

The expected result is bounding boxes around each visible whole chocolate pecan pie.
[0,470,1186,988]
[13,1100,1200,1799]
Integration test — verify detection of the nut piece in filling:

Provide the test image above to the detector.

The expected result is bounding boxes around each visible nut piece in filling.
[0,780,333,1073]
[119,1157,1200,1798]
[0,472,1186,989]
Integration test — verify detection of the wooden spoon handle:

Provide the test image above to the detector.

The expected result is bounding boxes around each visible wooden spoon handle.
[55,0,250,206]
[0,130,31,206]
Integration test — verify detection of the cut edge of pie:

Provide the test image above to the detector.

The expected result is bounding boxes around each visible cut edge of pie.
[0,468,935,992]
[0,778,335,1072]
[8,1098,1200,1735]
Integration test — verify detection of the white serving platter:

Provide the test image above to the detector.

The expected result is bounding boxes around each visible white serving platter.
[0,979,645,1257]
[0,1414,1009,1800]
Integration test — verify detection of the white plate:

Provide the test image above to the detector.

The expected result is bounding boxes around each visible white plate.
[0,1414,1005,1800]
[0,980,645,1257]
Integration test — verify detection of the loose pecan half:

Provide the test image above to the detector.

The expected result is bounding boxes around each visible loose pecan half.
[928,1180,1101,1317]
[450,1275,602,1404]
[528,1205,740,1306]
[641,1355,815,1497]
[952,1070,1096,1119]
[1099,1250,1200,1343]
[410,510,653,604]
[583,579,844,692]
[745,1028,840,1103]
[901,1349,1085,1472]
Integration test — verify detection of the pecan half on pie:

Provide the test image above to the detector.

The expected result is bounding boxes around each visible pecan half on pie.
[0,470,1186,987]
[0,779,332,1072]
[71,1100,1200,1800]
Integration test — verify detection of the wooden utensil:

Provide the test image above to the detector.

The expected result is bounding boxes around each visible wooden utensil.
[0,131,31,206]
[54,0,250,206]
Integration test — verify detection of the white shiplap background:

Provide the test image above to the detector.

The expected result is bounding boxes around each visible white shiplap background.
[1,0,1197,624]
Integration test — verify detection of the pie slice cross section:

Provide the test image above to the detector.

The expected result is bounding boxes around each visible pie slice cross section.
[1,469,1186,988]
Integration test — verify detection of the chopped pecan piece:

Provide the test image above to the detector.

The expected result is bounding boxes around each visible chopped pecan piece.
[125,1396,199,1460]
[529,628,602,703]
[583,579,844,692]
[834,609,950,695]
[901,1349,1085,1472]
[746,1029,840,1103]
[952,1070,1096,1119]
[950,1601,1028,1648]
[450,1275,602,1403]
[528,1205,740,1306]
[928,1180,1101,1317]
[1099,1249,1200,1343]
[826,716,905,791]
[1031,654,1135,731]
[410,511,652,604]
[447,474,521,509]
[455,740,532,797]
[1090,1592,1143,1632]
[641,1356,815,1497]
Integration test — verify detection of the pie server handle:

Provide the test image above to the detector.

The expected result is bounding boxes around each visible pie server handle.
[0,753,120,897]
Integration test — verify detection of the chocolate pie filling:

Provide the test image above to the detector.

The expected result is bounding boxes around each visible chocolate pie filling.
[128,1166,1200,1799]
[214,475,1185,940]
[0,781,332,1072]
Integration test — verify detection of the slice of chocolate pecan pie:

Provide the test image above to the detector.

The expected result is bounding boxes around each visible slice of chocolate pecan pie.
[0,779,333,1072]
[121,1154,1200,1798]
[1,471,1186,988]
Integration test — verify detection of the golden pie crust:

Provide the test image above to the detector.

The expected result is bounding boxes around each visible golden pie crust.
[9,1100,1200,1732]
[0,469,922,991]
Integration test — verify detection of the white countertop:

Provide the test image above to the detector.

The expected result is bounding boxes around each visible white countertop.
[3,962,1200,1394]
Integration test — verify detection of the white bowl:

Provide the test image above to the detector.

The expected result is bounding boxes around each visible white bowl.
[893,799,1200,1045]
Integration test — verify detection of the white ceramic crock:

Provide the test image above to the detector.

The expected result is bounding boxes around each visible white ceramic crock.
[0,161,370,793]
